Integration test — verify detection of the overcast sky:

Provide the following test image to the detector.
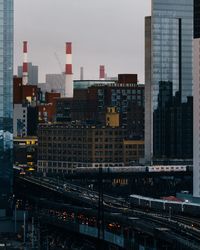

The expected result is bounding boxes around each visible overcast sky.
[14,0,151,82]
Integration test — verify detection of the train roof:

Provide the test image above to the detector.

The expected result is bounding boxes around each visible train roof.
[129,194,197,205]
[130,195,200,209]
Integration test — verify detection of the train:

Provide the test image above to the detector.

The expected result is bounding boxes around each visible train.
[74,165,191,174]
[130,194,200,217]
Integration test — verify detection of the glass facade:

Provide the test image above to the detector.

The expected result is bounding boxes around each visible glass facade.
[73,80,115,89]
[0,0,13,206]
[194,0,200,39]
[151,0,193,159]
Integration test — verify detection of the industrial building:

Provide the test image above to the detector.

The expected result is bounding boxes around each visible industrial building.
[37,123,144,173]
[56,74,144,140]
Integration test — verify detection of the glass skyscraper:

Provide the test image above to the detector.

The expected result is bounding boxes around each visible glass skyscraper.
[0,0,13,207]
[145,0,193,162]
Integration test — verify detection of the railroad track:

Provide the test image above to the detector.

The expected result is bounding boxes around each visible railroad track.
[173,215,200,230]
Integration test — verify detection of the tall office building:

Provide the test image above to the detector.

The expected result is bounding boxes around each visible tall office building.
[0,0,14,207]
[193,0,200,197]
[145,0,193,163]
[194,0,200,39]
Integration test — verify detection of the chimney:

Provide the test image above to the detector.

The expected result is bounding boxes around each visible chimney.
[65,42,73,97]
[22,41,28,85]
[80,66,84,80]
[99,65,105,80]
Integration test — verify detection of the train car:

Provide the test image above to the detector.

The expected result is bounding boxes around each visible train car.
[147,165,187,172]
[130,194,200,217]
[130,194,185,215]
[151,199,165,211]
[107,166,146,173]
[183,203,200,217]
[130,195,151,209]
[139,198,150,208]
[164,201,183,214]
[75,167,98,174]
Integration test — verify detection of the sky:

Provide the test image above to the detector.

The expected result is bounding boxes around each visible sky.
[14,0,151,82]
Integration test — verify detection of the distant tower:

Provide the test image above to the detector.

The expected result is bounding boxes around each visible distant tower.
[99,65,105,80]
[80,66,84,80]
[22,41,28,85]
[65,42,73,98]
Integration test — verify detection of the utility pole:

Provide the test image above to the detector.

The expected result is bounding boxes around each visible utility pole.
[23,211,26,248]
[169,207,172,219]
[46,235,49,250]
[32,217,34,249]
[97,167,104,250]
[14,204,17,233]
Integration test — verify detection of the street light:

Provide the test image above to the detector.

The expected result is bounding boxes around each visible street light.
[97,166,104,250]
[169,207,172,219]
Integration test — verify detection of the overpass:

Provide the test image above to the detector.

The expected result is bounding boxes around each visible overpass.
[15,175,200,249]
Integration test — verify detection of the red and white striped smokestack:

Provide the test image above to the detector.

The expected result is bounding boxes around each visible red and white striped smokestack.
[99,65,105,80]
[65,42,73,97]
[22,41,28,85]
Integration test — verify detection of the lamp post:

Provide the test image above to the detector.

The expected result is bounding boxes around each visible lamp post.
[97,166,104,250]
[169,207,172,219]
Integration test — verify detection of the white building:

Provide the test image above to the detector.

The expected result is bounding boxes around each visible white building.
[13,104,27,137]
[193,38,200,197]
[45,74,65,96]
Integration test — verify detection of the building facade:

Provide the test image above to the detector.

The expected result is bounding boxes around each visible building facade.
[14,137,37,168]
[145,0,193,163]
[0,0,14,206]
[56,75,144,140]
[37,124,144,173]
[13,104,38,137]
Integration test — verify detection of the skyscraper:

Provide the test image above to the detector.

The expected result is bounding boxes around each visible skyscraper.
[194,0,200,39]
[193,0,200,197]
[0,0,14,207]
[145,0,193,163]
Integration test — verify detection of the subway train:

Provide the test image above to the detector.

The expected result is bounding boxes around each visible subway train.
[74,165,191,174]
[129,194,200,217]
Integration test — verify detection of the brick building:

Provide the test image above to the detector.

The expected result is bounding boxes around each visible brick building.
[37,123,144,173]
[56,74,144,139]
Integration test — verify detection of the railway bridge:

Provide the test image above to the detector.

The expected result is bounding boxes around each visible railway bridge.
[14,175,200,250]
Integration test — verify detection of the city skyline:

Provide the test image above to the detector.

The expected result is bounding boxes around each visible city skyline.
[14,0,151,82]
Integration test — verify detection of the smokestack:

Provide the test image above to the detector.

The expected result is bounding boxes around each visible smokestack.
[22,41,28,85]
[80,66,84,80]
[65,42,73,97]
[99,65,105,80]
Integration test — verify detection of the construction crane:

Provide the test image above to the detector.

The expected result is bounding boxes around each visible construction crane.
[54,52,63,73]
